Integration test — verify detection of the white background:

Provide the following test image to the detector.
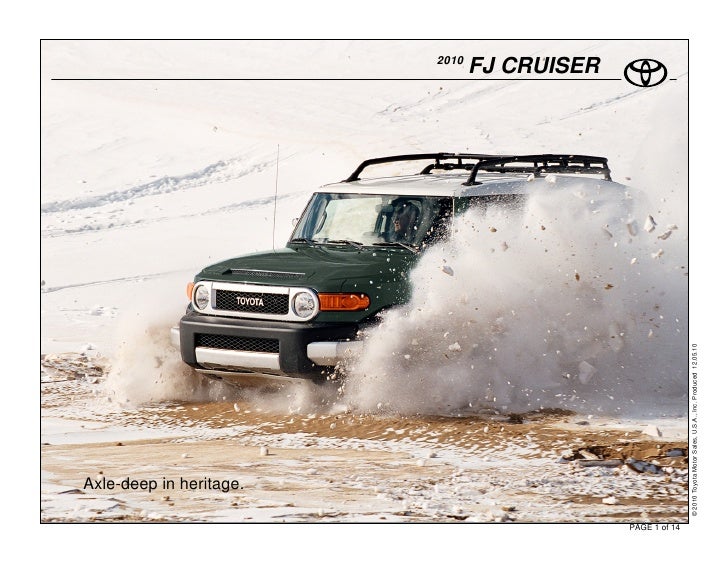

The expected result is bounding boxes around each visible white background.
[17,2,723,560]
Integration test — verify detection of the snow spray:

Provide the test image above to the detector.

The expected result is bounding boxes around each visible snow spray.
[344,180,687,416]
[103,277,333,412]
[103,280,227,406]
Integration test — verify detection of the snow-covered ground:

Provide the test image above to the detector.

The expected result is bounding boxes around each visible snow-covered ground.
[37,37,706,554]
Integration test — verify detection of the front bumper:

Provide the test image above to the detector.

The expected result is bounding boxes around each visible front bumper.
[173,312,362,381]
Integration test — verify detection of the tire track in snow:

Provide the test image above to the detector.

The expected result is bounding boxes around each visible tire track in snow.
[41,156,276,214]
[554,73,687,122]
[377,81,519,122]
[41,191,306,238]
[41,269,190,294]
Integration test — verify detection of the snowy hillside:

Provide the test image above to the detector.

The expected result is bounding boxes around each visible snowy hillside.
[41,40,688,364]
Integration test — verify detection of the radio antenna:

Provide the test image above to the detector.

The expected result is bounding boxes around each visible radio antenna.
[272,145,280,252]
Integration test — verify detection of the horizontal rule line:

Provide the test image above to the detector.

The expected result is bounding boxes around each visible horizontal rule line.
[50,77,626,82]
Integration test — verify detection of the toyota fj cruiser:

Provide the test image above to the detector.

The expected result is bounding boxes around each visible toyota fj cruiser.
[171,153,619,386]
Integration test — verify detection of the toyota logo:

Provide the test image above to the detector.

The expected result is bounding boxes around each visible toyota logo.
[624,59,668,87]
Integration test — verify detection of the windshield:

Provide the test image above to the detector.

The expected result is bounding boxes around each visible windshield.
[290,193,452,248]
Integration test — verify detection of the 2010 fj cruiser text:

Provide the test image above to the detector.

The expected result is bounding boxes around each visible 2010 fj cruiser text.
[171,153,619,386]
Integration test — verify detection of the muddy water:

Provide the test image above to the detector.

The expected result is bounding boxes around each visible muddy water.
[41,354,689,523]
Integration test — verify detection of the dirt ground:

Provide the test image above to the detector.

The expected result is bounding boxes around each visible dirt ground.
[40,353,689,523]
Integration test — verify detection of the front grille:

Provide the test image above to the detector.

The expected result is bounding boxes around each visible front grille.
[214,290,289,314]
[196,334,279,354]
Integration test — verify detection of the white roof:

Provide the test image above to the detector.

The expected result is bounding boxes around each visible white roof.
[319,172,625,197]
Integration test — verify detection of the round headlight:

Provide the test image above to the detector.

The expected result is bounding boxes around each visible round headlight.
[193,285,210,309]
[292,291,316,318]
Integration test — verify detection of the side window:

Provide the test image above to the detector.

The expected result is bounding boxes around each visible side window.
[295,194,330,239]
[387,200,421,243]
[420,198,453,247]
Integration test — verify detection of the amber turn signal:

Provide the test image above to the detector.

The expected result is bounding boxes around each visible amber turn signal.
[318,293,370,311]
[186,282,194,301]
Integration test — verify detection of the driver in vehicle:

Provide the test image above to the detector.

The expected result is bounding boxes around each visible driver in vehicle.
[391,202,419,242]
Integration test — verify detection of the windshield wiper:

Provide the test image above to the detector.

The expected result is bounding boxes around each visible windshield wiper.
[373,241,418,253]
[289,237,316,246]
[323,239,365,249]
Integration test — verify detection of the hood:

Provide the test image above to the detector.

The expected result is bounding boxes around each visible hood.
[196,244,418,293]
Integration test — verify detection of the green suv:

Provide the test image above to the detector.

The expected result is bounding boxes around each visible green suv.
[171,153,617,385]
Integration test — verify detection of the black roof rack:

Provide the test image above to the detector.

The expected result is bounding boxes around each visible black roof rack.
[343,153,500,182]
[463,154,611,185]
